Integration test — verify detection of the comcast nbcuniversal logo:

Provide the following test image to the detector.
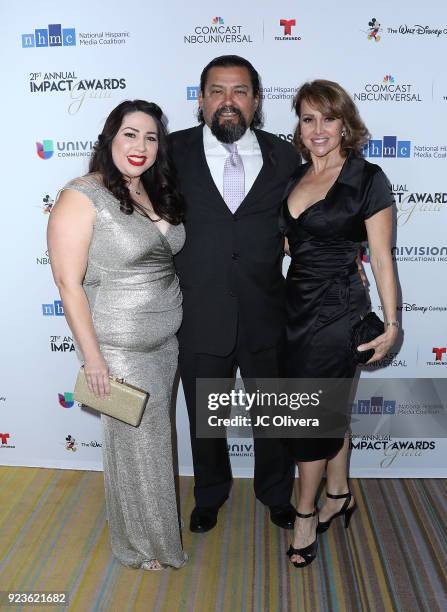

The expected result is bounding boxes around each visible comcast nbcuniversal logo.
[184,16,254,44]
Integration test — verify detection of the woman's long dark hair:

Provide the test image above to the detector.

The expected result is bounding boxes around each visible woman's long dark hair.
[89,100,184,224]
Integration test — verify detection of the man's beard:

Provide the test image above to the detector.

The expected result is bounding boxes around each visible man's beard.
[210,106,248,143]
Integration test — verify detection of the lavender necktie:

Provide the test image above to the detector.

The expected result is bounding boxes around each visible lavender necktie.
[223,143,245,213]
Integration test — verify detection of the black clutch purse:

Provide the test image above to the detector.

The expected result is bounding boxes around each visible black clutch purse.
[350,312,384,364]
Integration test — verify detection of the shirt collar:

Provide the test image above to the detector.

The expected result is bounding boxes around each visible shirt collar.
[203,124,258,153]
[335,149,365,190]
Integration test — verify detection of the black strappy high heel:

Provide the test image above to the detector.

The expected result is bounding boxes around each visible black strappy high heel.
[316,491,356,534]
[287,509,318,568]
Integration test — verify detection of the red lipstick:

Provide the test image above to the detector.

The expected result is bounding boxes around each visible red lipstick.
[128,156,147,167]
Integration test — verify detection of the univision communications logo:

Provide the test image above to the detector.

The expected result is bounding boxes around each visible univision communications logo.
[37,140,54,159]
[360,245,370,263]
[36,138,95,159]
[59,393,74,409]
[362,243,447,264]
[391,244,447,263]
[228,443,254,457]
[22,24,76,48]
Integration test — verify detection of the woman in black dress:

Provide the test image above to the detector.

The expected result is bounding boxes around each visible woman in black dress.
[281,80,398,567]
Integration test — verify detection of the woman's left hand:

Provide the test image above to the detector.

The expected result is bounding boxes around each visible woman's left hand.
[357,327,398,364]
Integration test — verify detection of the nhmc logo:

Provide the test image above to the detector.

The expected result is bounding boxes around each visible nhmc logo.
[42,300,64,316]
[187,86,200,100]
[363,136,411,158]
[22,24,76,48]
[352,397,396,414]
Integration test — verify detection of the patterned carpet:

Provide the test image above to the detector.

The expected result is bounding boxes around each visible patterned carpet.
[0,467,445,611]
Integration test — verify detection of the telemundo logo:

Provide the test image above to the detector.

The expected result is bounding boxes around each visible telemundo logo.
[363,136,411,158]
[21,24,76,48]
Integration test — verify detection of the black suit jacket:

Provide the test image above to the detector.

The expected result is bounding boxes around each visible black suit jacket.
[170,125,300,355]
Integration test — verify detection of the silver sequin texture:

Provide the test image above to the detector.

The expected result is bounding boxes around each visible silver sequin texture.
[65,177,187,568]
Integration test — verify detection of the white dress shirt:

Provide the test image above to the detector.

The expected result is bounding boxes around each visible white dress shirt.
[203,124,263,198]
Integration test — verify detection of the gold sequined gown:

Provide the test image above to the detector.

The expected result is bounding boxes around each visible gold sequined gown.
[65,177,186,568]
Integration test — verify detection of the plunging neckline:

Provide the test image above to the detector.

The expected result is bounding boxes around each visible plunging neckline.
[285,196,325,223]
[286,156,347,222]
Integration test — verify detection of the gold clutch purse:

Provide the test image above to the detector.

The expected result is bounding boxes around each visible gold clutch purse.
[73,367,149,427]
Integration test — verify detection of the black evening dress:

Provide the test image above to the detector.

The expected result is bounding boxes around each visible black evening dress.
[280,151,394,462]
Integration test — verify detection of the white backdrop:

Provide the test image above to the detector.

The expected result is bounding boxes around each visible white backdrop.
[1,1,446,477]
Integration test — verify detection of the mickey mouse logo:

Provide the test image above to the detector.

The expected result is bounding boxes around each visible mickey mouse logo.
[367,17,382,42]
[65,435,77,452]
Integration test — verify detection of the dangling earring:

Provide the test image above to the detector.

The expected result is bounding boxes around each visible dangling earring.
[341,130,346,138]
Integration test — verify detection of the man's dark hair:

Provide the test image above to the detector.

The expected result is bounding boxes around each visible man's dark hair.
[198,55,263,128]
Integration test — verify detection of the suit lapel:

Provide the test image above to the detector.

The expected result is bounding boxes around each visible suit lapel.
[236,129,275,214]
[184,125,233,216]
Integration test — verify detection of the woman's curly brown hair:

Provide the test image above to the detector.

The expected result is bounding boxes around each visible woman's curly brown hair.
[292,79,370,161]
[89,100,184,224]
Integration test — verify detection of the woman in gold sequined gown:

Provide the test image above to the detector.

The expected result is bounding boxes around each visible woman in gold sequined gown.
[48,101,187,570]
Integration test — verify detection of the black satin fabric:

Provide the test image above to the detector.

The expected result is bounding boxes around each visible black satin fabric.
[280,151,394,462]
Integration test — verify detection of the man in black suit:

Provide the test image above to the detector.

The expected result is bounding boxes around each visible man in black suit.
[170,55,300,533]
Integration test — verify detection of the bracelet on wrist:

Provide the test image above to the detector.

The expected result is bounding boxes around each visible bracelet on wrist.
[385,321,399,329]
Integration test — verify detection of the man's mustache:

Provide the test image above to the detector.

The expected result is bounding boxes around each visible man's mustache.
[214,106,243,119]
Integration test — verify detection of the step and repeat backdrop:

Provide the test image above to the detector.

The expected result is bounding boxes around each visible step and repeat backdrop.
[1,1,446,477]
